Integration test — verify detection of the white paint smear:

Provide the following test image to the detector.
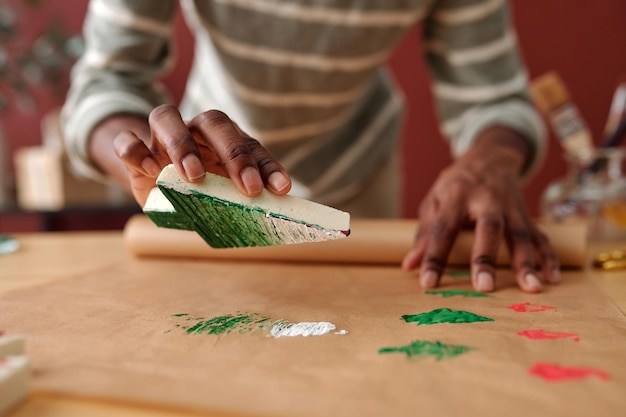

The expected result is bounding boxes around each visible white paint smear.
[268,321,348,338]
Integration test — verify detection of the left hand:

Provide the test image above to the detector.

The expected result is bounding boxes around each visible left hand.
[401,127,560,293]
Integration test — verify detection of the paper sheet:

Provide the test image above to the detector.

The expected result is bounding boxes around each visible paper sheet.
[1,258,626,417]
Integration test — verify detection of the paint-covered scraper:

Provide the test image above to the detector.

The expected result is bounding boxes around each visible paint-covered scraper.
[143,164,350,248]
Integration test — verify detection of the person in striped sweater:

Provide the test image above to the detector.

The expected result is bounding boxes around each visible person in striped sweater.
[61,0,560,293]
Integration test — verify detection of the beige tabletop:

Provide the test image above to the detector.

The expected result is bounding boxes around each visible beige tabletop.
[1,229,625,417]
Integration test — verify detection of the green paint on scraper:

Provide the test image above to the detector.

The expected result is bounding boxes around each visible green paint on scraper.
[160,188,342,248]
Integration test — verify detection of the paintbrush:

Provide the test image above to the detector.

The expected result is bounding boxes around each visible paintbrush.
[530,71,595,157]
[580,78,626,177]
[602,76,626,140]
[143,164,350,248]
[531,72,596,221]
[582,115,626,177]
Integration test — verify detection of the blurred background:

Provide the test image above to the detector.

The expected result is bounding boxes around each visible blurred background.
[1,0,625,233]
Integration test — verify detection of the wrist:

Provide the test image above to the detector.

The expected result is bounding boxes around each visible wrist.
[470,126,533,176]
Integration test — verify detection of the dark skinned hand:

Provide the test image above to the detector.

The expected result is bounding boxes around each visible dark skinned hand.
[89,105,292,207]
[401,126,561,293]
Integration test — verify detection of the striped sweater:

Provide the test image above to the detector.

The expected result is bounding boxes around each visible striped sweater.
[61,0,545,205]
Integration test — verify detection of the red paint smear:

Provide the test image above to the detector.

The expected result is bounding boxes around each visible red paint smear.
[518,329,580,342]
[508,302,557,312]
[530,363,610,382]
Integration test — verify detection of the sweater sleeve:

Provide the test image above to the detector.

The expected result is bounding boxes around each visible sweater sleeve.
[423,0,546,177]
[60,0,177,181]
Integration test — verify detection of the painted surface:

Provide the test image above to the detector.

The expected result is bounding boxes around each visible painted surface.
[402,308,494,325]
[379,340,472,360]
[175,313,273,335]
[170,313,347,338]
[529,363,610,382]
[517,329,580,342]
[425,289,492,298]
[508,302,557,313]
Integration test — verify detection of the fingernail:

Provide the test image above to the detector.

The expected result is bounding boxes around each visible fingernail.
[181,154,205,181]
[476,271,494,292]
[420,270,438,288]
[241,166,263,195]
[268,171,290,193]
[141,158,161,177]
[524,273,543,291]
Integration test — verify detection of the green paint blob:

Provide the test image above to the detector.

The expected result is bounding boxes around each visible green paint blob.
[379,340,472,360]
[425,289,492,298]
[402,308,494,325]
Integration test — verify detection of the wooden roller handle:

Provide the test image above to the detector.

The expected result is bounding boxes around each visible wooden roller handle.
[123,214,588,268]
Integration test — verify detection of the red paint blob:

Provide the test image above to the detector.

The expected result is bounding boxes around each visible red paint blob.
[529,363,610,382]
[508,302,557,312]
[517,329,580,342]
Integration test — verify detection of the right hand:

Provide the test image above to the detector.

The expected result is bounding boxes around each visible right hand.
[111,105,292,206]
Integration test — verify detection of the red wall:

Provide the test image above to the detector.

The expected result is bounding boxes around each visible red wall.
[392,1,626,218]
[2,0,625,225]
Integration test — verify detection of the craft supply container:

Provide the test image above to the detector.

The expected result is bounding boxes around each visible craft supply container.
[541,147,626,242]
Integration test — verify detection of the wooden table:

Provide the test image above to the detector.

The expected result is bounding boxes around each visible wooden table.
[2,230,625,417]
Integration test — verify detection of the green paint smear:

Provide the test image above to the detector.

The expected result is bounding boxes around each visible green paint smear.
[144,210,195,231]
[174,312,276,336]
[425,289,492,298]
[379,340,472,360]
[402,308,494,325]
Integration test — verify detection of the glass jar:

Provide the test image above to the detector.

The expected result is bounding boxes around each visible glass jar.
[540,147,626,242]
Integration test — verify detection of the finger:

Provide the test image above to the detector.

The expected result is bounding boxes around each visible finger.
[402,195,436,271]
[188,110,263,196]
[504,214,543,293]
[419,207,464,289]
[534,229,561,284]
[244,136,291,195]
[113,131,162,206]
[113,130,162,177]
[470,213,503,293]
[148,104,206,183]
[401,223,428,271]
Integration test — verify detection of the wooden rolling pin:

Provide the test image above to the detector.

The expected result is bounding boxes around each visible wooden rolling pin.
[123,214,588,268]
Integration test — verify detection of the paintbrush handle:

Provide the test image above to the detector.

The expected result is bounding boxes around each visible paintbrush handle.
[601,114,626,148]
[123,215,588,268]
[581,116,626,177]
